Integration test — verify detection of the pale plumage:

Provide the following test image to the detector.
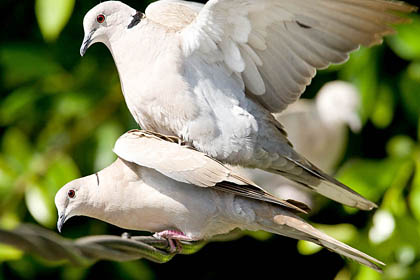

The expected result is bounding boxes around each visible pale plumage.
[113,130,307,212]
[55,130,384,271]
[80,0,416,210]
[232,81,361,206]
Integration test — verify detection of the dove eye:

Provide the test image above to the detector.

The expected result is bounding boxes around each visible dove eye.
[97,14,105,23]
[68,189,76,199]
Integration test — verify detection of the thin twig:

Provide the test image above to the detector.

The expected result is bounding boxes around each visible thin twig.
[0,224,244,265]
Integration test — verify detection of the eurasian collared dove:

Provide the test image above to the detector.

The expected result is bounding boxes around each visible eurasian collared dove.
[80,0,416,211]
[55,130,384,271]
[233,81,361,207]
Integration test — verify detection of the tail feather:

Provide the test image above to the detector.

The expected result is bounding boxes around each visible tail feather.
[270,156,377,210]
[265,214,384,272]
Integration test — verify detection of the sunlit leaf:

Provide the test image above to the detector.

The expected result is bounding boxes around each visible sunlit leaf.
[396,245,416,265]
[384,264,409,279]
[315,223,358,243]
[55,92,93,118]
[387,14,420,60]
[297,240,322,255]
[246,230,272,241]
[25,183,56,228]
[337,159,405,202]
[35,0,75,42]
[369,210,395,244]
[94,122,122,170]
[43,154,80,194]
[371,85,394,129]
[1,128,33,172]
[382,160,414,216]
[334,268,351,280]
[338,47,378,123]
[0,244,23,262]
[386,135,416,158]
[354,265,381,280]
[0,156,17,196]
[0,212,21,230]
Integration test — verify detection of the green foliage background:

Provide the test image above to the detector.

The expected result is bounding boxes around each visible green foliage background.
[0,0,419,279]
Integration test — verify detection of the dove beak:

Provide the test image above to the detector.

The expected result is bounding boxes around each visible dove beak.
[57,212,68,233]
[80,29,96,57]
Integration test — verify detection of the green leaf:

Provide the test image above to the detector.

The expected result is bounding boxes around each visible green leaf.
[0,156,18,196]
[1,128,33,172]
[297,240,322,255]
[369,210,395,244]
[0,244,23,262]
[116,261,154,280]
[315,223,357,243]
[408,61,420,82]
[337,159,405,202]
[371,85,394,129]
[338,47,378,123]
[94,122,123,170]
[43,154,80,197]
[55,92,93,118]
[387,14,420,60]
[386,135,416,158]
[246,230,272,241]
[382,160,414,216]
[25,183,56,228]
[35,0,75,42]
[354,265,381,280]
[400,70,420,124]
[0,44,62,87]
[0,212,21,230]
[409,157,420,222]
[0,87,39,125]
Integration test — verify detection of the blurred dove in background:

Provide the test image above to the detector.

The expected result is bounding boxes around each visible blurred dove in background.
[55,130,383,272]
[80,0,416,210]
[232,81,361,208]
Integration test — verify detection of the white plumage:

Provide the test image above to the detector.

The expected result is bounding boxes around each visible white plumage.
[232,81,361,207]
[55,130,384,271]
[79,0,416,210]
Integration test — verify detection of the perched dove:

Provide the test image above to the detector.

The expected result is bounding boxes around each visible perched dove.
[80,0,416,210]
[233,81,361,206]
[55,130,384,271]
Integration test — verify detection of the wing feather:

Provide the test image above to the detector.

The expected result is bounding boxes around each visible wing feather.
[174,0,416,112]
[114,130,309,213]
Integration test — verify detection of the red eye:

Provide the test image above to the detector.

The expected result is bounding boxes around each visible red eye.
[68,189,75,198]
[97,14,105,23]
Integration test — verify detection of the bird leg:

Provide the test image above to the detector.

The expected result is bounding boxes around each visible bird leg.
[153,230,193,253]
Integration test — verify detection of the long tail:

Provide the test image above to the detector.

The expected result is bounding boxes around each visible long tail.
[268,156,377,210]
[258,210,384,272]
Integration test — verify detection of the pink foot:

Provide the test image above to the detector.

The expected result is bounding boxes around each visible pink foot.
[153,230,193,253]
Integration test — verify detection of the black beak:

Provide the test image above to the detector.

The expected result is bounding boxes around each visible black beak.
[57,213,67,233]
[80,29,95,57]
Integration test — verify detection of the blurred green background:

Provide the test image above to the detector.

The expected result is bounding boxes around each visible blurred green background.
[1,0,420,279]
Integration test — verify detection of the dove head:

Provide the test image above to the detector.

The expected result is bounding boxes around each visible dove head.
[55,176,96,232]
[316,81,362,132]
[80,1,138,56]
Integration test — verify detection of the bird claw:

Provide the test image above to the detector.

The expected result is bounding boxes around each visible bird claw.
[153,230,192,253]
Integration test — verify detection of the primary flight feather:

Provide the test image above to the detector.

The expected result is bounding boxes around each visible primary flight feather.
[80,0,416,210]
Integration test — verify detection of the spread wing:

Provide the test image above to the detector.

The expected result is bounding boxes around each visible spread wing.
[113,130,309,213]
[175,0,416,112]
